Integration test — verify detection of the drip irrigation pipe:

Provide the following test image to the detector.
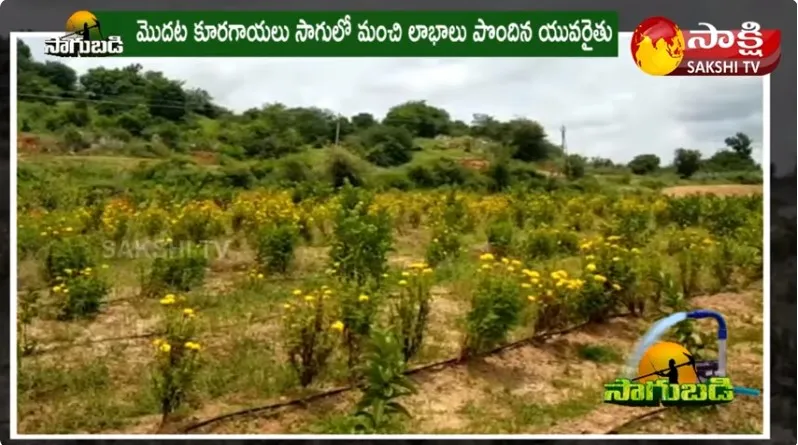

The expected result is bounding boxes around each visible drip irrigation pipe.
[180,313,633,433]
[604,407,670,434]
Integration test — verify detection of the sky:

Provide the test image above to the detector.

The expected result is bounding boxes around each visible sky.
[20,36,764,165]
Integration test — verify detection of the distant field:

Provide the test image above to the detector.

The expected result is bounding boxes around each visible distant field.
[662,184,763,197]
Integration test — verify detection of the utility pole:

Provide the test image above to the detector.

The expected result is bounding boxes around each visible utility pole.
[561,125,567,177]
[334,114,341,146]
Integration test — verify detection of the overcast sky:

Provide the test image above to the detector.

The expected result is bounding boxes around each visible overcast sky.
[21,36,764,165]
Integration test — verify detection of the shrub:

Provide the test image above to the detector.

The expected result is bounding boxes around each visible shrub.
[43,235,95,285]
[329,186,393,287]
[281,286,343,387]
[53,270,111,320]
[425,225,462,266]
[150,294,202,420]
[628,154,661,175]
[254,223,299,274]
[141,244,209,297]
[391,263,434,362]
[486,219,515,258]
[461,254,525,358]
[353,329,416,433]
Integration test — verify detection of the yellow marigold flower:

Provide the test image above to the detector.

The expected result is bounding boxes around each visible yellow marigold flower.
[608,235,621,241]
[586,263,597,272]
[401,271,410,277]
[184,341,201,351]
[506,266,515,272]
[304,295,315,302]
[511,259,522,266]
[152,338,164,347]
[630,248,641,254]
[293,289,302,296]
[160,295,176,305]
[331,320,345,332]
[410,262,425,269]
[422,268,433,274]
[521,283,531,289]
[481,264,492,270]
[479,253,495,261]
[612,283,622,291]
[159,343,172,353]
[65,227,73,232]
[382,273,389,278]
[183,308,195,317]
[283,303,292,310]
[612,257,621,262]
[52,285,61,293]
[398,280,408,286]
[501,257,510,264]
[545,289,554,297]
[594,274,608,283]
[586,255,595,260]
[530,278,540,284]
[527,295,537,302]
[358,294,369,302]
[64,268,73,275]
[257,273,264,279]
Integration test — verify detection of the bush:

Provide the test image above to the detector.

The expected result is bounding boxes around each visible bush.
[360,125,415,167]
[461,254,525,358]
[150,294,201,420]
[43,235,95,285]
[254,223,299,274]
[628,154,661,175]
[53,269,110,320]
[281,286,343,387]
[674,148,702,179]
[564,154,586,179]
[142,245,209,297]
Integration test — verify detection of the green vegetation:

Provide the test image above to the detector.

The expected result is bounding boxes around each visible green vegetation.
[17,39,761,205]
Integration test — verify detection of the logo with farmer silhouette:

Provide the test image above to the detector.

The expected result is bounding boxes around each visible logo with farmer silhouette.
[44,10,124,58]
[603,309,760,406]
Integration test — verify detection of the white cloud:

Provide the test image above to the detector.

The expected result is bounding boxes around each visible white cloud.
[20,35,763,164]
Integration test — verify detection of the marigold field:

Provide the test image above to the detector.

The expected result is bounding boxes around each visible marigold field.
[17,185,765,435]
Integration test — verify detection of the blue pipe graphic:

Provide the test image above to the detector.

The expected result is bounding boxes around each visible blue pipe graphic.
[685,309,759,397]
[625,310,760,397]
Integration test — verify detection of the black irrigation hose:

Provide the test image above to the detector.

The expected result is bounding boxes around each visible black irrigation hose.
[25,314,280,356]
[604,407,670,434]
[181,313,634,433]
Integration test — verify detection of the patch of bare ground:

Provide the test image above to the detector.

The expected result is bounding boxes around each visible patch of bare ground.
[662,184,762,197]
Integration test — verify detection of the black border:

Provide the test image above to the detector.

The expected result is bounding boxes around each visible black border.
[0,0,795,442]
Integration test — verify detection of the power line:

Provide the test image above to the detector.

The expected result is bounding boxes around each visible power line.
[17,93,195,110]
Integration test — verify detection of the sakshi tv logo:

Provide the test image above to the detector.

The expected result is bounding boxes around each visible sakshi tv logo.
[631,17,781,76]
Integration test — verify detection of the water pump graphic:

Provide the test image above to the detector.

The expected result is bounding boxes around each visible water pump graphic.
[625,309,761,397]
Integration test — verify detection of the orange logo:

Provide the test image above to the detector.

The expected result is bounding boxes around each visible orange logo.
[631,17,686,76]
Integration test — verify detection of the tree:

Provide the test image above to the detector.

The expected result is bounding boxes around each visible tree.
[383,100,451,138]
[470,114,503,141]
[628,154,661,175]
[673,148,702,179]
[505,118,551,162]
[703,149,757,172]
[724,132,753,159]
[361,125,415,167]
[351,112,377,130]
